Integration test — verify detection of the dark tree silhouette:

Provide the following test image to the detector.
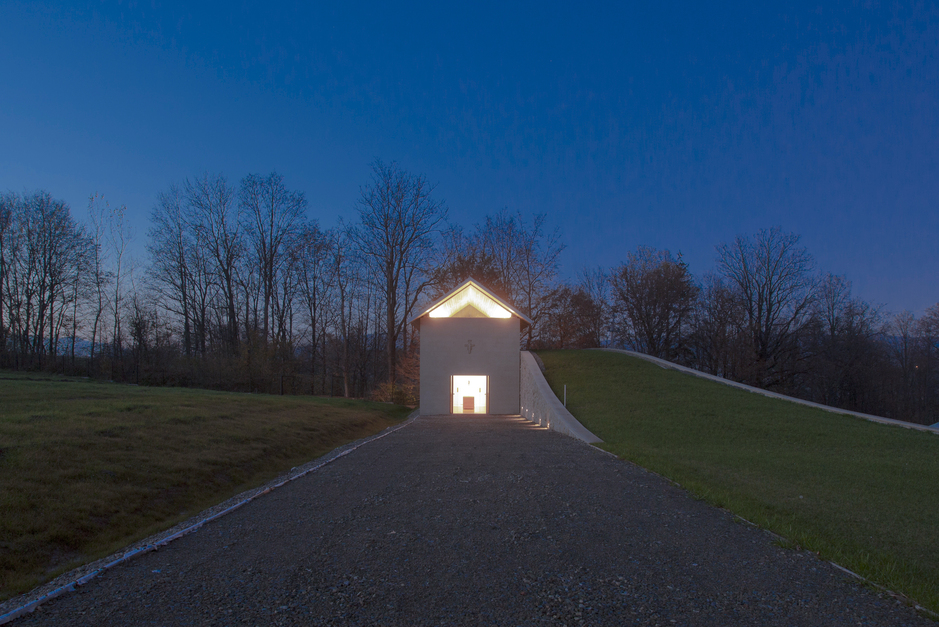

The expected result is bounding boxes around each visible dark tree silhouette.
[349,160,447,386]
[716,227,816,388]
[610,247,698,361]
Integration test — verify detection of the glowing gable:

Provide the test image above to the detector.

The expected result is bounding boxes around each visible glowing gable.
[429,284,511,319]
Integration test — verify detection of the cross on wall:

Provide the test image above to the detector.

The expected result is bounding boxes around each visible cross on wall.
[465,340,475,354]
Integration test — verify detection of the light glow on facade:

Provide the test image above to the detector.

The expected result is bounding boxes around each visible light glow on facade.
[452,375,488,414]
[428,284,511,319]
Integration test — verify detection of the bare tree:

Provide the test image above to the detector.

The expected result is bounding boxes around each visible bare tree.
[186,234,213,357]
[689,274,746,378]
[296,223,334,391]
[107,203,133,378]
[430,209,563,348]
[88,194,117,368]
[0,192,89,369]
[271,229,303,350]
[332,231,359,397]
[536,284,608,349]
[2,194,31,367]
[918,304,939,422]
[716,227,816,388]
[31,194,77,364]
[239,172,306,344]
[610,247,698,361]
[476,211,523,301]
[185,174,242,352]
[880,309,939,424]
[45,204,88,366]
[471,209,564,348]
[148,189,183,352]
[802,274,885,411]
[512,212,565,349]
[0,193,14,365]
[889,311,921,419]
[577,267,612,348]
[431,225,501,299]
[349,160,447,386]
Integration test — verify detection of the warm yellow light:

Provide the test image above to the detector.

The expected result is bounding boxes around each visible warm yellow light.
[452,375,488,414]
[429,285,511,319]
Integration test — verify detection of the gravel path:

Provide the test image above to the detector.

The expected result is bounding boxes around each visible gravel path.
[11,414,933,626]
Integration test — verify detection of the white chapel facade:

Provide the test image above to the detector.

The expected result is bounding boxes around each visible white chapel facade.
[410,278,531,415]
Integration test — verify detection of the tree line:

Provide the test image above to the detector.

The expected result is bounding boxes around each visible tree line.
[588,229,939,425]
[1,164,937,424]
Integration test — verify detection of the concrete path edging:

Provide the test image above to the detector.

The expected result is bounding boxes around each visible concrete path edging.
[596,348,939,435]
[520,350,602,443]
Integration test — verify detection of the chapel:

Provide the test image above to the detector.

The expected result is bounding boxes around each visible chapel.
[409,278,531,415]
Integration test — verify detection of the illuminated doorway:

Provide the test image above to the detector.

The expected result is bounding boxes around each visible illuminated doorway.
[451,375,488,414]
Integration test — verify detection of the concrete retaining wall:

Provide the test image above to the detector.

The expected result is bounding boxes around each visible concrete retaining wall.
[519,351,601,443]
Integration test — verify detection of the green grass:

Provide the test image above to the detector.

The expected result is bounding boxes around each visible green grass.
[537,349,939,614]
[0,374,410,599]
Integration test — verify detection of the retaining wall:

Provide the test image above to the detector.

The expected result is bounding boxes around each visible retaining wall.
[519,351,601,443]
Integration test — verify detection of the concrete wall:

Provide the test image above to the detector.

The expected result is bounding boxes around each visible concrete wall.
[418,316,521,415]
[519,351,602,443]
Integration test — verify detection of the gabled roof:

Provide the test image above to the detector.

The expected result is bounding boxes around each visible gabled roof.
[410,278,532,328]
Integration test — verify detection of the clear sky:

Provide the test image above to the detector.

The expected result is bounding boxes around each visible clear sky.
[1,1,937,314]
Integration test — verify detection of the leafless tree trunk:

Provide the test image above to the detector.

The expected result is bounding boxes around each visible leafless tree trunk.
[431,224,506,299]
[689,274,745,378]
[349,160,447,386]
[88,194,115,370]
[475,209,563,348]
[333,233,357,398]
[477,210,522,301]
[890,311,920,419]
[716,227,816,388]
[513,212,564,349]
[610,247,698,361]
[0,194,14,365]
[107,204,132,379]
[802,274,885,411]
[918,305,939,422]
[578,267,611,347]
[297,224,333,392]
[239,172,306,345]
[0,192,90,371]
[185,174,242,353]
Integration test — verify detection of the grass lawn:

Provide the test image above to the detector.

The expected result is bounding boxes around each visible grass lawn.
[537,349,939,614]
[0,372,410,600]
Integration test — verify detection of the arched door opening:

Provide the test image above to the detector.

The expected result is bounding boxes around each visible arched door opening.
[451,375,488,414]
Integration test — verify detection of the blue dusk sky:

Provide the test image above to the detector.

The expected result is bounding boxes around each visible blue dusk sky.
[1,1,937,314]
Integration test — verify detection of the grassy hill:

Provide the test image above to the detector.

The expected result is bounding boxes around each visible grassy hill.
[537,349,939,615]
[0,372,410,599]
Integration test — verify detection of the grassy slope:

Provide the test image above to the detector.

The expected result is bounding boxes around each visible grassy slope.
[0,372,410,599]
[537,349,939,614]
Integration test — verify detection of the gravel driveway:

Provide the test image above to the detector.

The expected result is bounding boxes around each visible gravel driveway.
[10,414,933,626]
